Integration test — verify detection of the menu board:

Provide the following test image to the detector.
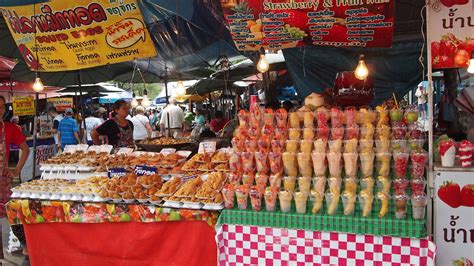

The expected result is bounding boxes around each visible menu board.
[220,0,395,51]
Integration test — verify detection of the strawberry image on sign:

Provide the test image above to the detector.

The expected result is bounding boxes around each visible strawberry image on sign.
[460,184,474,207]
[437,181,461,208]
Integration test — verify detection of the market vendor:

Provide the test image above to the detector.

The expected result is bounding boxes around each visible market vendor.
[0,95,29,258]
[91,99,134,147]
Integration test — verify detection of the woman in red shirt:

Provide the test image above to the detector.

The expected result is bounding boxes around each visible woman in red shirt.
[210,111,229,133]
[0,95,29,257]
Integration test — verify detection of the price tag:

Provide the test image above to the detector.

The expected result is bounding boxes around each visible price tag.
[198,141,216,154]
[87,145,101,153]
[116,147,134,155]
[107,168,127,178]
[176,150,192,159]
[100,145,113,154]
[63,145,77,154]
[134,165,158,176]
[160,148,176,155]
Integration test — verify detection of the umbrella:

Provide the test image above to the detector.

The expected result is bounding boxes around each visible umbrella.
[58,83,125,94]
[0,80,61,100]
[0,56,17,79]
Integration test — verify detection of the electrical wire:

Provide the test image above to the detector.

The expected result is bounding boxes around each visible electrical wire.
[419,2,428,81]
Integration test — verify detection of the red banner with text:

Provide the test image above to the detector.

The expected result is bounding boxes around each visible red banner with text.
[220,0,395,51]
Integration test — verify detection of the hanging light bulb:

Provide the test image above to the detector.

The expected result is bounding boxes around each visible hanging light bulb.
[176,80,186,97]
[468,52,474,74]
[141,95,151,107]
[32,77,44,92]
[131,98,139,107]
[257,54,269,73]
[354,54,369,80]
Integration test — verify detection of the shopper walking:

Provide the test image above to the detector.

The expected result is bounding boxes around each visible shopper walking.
[415,84,428,119]
[58,108,81,149]
[84,110,103,145]
[131,106,152,141]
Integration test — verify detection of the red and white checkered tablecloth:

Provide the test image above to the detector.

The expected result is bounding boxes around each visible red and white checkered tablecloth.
[216,224,436,266]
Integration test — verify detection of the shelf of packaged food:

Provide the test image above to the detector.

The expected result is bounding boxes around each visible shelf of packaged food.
[217,207,427,239]
[6,199,219,226]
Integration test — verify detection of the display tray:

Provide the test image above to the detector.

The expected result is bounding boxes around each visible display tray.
[217,207,427,239]
[135,142,194,152]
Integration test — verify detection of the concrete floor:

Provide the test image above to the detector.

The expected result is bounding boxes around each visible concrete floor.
[1,219,28,266]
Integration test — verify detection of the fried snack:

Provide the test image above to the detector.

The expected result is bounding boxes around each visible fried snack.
[303,111,314,128]
[264,186,279,211]
[344,178,357,194]
[326,188,340,215]
[294,191,308,214]
[297,152,312,177]
[302,128,315,141]
[377,176,391,194]
[342,191,356,216]
[300,140,313,153]
[289,128,301,140]
[311,190,324,214]
[377,192,389,218]
[141,137,192,145]
[174,177,203,197]
[157,177,182,195]
[279,190,292,213]
[181,160,200,171]
[359,190,373,217]
[289,112,300,128]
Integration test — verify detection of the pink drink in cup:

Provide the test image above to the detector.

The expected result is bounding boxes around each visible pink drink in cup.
[250,186,263,211]
[393,150,409,178]
[264,186,279,211]
[235,186,249,210]
[410,149,427,179]
[222,184,235,209]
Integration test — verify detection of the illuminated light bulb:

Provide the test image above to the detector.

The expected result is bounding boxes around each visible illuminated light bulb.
[256,54,269,73]
[176,80,186,97]
[131,98,139,107]
[354,54,369,80]
[468,52,474,74]
[32,77,44,92]
[141,95,150,107]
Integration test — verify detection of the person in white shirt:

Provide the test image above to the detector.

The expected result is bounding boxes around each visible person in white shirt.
[131,106,152,140]
[415,85,428,119]
[84,110,103,145]
[160,98,184,137]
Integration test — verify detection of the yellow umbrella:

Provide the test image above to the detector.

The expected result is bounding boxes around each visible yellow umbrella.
[176,94,207,102]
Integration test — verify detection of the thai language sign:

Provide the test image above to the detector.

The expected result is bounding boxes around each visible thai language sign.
[220,0,395,51]
[434,170,474,266]
[12,96,35,116]
[427,0,473,69]
[0,0,157,72]
[47,97,73,111]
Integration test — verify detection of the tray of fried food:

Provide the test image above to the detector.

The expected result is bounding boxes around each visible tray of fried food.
[190,152,213,163]
[211,150,229,163]
[197,162,214,172]
[172,176,203,198]
[129,153,164,167]
[156,176,182,197]
[181,160,200,171]
[158,153,187,168]
[214,163,230,172]
[137,173,163,188]
[200,193,224,204]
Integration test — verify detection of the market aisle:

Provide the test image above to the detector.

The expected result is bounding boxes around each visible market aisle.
[1,218,29,266]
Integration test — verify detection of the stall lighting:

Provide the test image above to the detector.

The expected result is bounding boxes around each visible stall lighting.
[468,52,474,74]
[131,98,139,107]
[141,95,151,107]
[354,54,369,80]
[32,77,44,92]
[176,80,186,97]
[257,54,269,73]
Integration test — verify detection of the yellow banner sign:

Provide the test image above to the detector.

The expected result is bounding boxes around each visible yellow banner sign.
[12,96,35,116]
[47,97,73,112]
[0,0,157,72]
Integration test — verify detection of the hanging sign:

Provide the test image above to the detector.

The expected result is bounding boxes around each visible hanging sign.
[434,169,474,266]
[0,0,157,72]
[427,0,473,69]
[12,95,34,116]
[47,97,73,112]
[220,0,395,51]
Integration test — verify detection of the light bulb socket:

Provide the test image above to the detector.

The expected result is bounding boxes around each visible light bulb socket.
[359,54,365,61]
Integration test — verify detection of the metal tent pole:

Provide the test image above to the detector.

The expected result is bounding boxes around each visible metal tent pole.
[164,63,171,138]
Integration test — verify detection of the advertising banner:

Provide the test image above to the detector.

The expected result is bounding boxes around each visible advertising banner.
[0,0,157,72]
[434,169,474,266]
[427,0,473,69]
[12,95,34,116]
[47,97,73,111]
[220,0,395,51]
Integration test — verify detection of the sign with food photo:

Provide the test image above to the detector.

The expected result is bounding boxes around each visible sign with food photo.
[0,0,156,72]
[220,0,395,51]
[427,0,473,69]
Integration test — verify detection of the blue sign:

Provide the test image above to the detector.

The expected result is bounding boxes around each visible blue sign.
[134,165,158,176]
[107,168,127,178]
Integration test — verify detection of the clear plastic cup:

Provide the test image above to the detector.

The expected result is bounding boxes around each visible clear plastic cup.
[250,187,263,212]
[294,191,308,214]
[300,140,313,153]
[360,126,375,139]
[255,173,269,187]
[282,152,298,176]
[394,194,409,219]
[303,112,315,128]
[228,172,242,186]
[288,128,302,140]
[242,173,255,186]
[238,111,249,126]
[344,177,358,194]
[408,139,426,150]
[391,125,407,140]
[360,177,375,192]
[410,179,426,196]
[313,139,327,153]
[316,127,330,141]
[235,186,249,210]
[275,109,288,128]
[283,176,297,192]
[328,177,342,193]
[271,139,285,154]
[343,153,358,177]
[263,110,274,126]
[358,191,374,217]
[311,152,327,176]
[325,191,340,215]
[261,125,274,140]
[286,140,300,153]
[328,139,343,153]
[310,190,324,214]
[229,152,242,172]
[359,139,374,152]
[376,152,391,177]
[377,176,391,194]
[231,138,245,152]
[268,152,283,175]
[297,153,313,177]
[303,127,315,141]
[274,127,287,141]
[330,107,343,127]
[327,152,342,178]
[241,152,255,173]
[269,174,283,188]
[410,150,428,179]
[411,194,428,220]
[359,152,375,178]
[298,177,312,194]
[342,191,356,216]
[289,112,301,128]
[391,139,408,150]
[245,139,258,153]
[375,125,390,141]
[255,152,270,174]
[344,139,359,153]
[345,124,359,140]
[393,178,409,195]
[375,140,391,153]
[258,138,271,153]
[222,185,235,209]
[331,126,345,140]
[376,192,390,218]
[393,151,409,178]
[279,191,293,213]
[264,186,278,212]
[312,176,327,195]
[345,106,358,125]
